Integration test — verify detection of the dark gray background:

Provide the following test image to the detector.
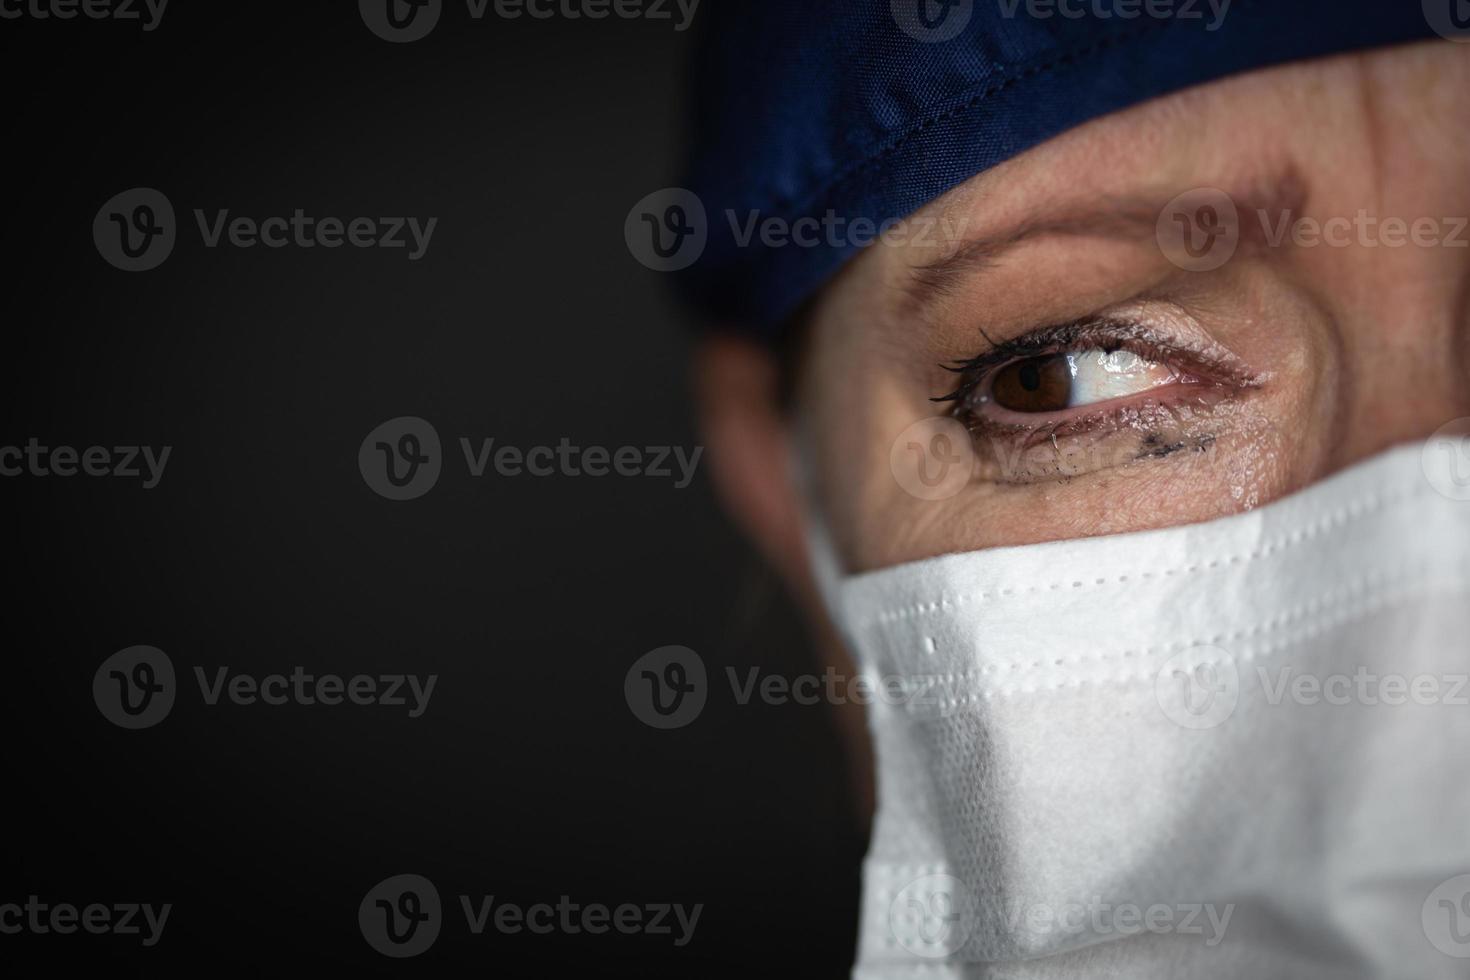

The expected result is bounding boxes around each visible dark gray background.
[0,4,864,974]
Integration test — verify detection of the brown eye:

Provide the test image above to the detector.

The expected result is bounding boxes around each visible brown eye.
[991,354,1074,412]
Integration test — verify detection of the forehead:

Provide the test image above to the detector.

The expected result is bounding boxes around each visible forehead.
[821,50,1442,325]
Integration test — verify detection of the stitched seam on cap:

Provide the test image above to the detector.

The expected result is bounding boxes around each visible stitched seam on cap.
[764,2,1269,216]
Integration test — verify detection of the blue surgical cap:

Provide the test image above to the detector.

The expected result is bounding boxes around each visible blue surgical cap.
[673,0,1438,336]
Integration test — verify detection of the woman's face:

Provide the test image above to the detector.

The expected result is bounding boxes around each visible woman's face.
[787,42,1470,574]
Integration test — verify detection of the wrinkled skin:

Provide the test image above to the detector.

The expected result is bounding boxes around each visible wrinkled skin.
[696,42,1470,803]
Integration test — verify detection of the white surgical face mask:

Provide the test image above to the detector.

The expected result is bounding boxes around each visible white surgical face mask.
[810,442,1470,979]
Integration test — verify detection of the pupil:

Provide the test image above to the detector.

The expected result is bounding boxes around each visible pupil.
[1019,363,1041,391]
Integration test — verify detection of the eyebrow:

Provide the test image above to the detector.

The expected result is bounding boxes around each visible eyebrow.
[903,170,1309,313]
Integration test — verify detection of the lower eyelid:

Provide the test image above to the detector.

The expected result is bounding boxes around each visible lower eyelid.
[959,378,1229,440]
[956,385,1247,486]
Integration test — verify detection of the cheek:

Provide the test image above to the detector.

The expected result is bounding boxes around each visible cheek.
[811,380,1310,573]
[803,360,930,568]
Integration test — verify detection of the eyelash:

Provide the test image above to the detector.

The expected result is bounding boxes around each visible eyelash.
[932,316,1233,440]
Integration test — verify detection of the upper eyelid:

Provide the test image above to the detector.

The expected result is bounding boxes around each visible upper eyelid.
[961,316,1177,366]
[932,310,1260,408]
